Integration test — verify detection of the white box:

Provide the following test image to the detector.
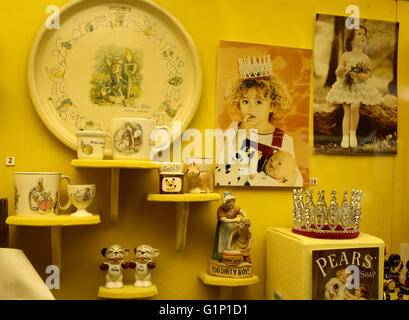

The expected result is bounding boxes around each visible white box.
[266,227,384,300]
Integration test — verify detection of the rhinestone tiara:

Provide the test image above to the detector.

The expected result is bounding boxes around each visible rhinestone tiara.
[292,189,362,239]
[238,54,273,79]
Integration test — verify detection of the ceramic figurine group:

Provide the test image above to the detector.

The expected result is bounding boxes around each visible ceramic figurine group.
[158,161,214,194]
[292,188,362,239]
[100,244,160,289]
[207,192,253,278]
[383,253,409,300]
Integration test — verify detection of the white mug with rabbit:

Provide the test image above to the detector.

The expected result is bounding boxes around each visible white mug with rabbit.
[112,118,170,160]
[14,172,72,216]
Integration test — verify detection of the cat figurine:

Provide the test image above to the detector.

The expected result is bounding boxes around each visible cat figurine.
[130,244,160,288]
[185,162,214,193]
[100,245,130,289]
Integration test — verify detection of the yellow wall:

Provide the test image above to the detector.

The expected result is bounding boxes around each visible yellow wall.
[0,0,407,300]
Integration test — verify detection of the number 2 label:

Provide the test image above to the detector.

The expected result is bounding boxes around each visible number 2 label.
[5,157,15,166]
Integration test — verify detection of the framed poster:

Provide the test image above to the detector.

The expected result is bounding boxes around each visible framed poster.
[313,14,398,154]
[215,40,311,187]
[312,247,379,300]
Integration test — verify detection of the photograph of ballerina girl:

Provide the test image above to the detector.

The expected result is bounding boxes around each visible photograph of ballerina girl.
[313,14,398,154]
[215,40,311,187]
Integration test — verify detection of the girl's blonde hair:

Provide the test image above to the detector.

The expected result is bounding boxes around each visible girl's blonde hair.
[230,77,291,119]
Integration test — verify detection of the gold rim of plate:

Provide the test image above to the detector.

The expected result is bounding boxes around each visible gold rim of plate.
[147,193,221,202]
[6,214,101,226]
[98,284,158,299]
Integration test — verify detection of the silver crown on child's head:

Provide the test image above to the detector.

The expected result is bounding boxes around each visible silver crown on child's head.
[238,55,273,79]
[292,189,362,239]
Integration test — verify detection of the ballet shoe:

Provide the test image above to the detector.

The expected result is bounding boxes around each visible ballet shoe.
[341,135,349,148]
[350,132,358,148]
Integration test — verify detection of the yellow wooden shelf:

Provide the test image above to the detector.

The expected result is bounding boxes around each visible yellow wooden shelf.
[71,159,159,222]
[6,214,101,269]
[199,271,259,287]
[98,284,158,299]
[6,214,101,226]
[198,271,259,299]
[147,193,221,202]
[147,193,221,251]
[71,159,159,169]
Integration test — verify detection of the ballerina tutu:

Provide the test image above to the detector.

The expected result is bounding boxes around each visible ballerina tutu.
[326,77,382,106]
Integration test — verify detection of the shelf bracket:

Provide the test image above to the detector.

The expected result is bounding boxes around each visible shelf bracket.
[111,168,120,222]
[51,226,62,270]
[175,202,189,251]
[219,286,233,300]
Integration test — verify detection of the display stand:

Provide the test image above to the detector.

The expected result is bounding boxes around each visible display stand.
[71,159,159,222]
[198,271,259,299]
[97,284,158,299]
[6,214,101,269]
[266,227,385,300]
[146,193,221,251]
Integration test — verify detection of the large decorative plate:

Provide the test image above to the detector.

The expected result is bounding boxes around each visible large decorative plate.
[28,0,202,156]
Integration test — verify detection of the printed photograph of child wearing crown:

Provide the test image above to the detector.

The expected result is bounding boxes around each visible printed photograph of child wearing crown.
[313,14,399,154]
[215,40,311,187]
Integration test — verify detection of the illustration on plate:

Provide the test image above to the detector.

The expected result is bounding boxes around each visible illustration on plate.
[90,46,143,106]
[113,122,143,154]
[28,178,55,213]
[42,5,187,150]
[157,100,181,119]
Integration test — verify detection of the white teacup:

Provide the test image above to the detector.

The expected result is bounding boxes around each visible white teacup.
[67,184,96,217]
[14,172,72,216]
[112,118,170,160]
[76,131,107,160]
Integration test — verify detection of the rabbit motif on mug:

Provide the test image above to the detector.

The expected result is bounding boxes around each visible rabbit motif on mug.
[29,178,55,213]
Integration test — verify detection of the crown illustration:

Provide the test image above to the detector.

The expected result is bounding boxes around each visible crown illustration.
[292,189,362,239]
[238,55,273,79]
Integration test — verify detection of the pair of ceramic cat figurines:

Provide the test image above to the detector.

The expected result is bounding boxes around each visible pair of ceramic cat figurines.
[100,244,159,289]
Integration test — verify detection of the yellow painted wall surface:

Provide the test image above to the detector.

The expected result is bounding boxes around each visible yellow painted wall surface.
[0,0,407,299]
